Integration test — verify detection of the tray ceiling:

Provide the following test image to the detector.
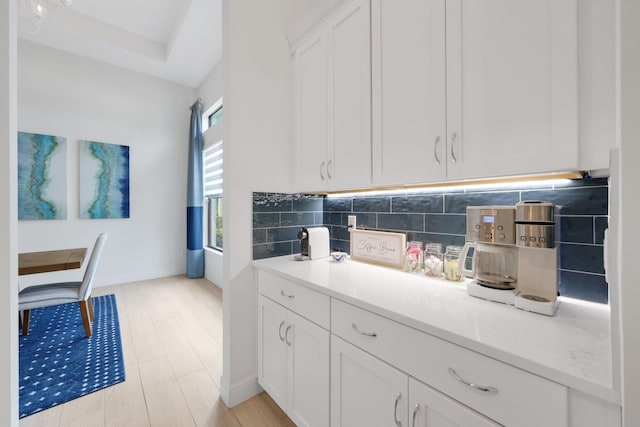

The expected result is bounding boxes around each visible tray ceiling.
[17,0,222,88]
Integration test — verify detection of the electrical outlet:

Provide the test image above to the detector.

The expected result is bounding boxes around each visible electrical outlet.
[348,215,356,231]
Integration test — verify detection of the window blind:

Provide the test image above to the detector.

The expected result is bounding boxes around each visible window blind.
[204,140,223,196]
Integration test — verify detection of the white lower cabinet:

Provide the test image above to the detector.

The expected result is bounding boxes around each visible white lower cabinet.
[331,335,408,427]
[255,267,620,427]
[331,335,499,427]
[409,378,499,427]
[331,298,568,427]
[258,295,330,427]
[258,295,288,409]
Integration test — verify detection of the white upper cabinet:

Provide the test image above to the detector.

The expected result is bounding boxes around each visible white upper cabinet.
[297,0,583,190]
[445,0,578,180]
[328,0,372,191]
[371,0,447,186]
[372,0,579,186]
[578,0,616,172]
[294,0,371,192]
[295,31,329,191]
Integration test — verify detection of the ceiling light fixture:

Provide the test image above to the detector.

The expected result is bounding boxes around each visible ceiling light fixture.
[19,0,72,34]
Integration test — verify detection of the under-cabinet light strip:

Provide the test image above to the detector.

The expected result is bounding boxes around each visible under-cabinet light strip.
[323,171,586,198]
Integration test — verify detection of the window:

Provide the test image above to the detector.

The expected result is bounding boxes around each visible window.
[204,140,223,251]
[202,96,224,251]
[204,140,223,196]
[208,105,223,128]
[207,196,223,250]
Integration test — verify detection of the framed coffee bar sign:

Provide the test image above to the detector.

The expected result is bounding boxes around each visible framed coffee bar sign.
[350,229,406,269]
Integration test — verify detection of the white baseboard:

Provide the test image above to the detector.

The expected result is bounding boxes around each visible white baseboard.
[93,268,185,287]
[219,375,263,408]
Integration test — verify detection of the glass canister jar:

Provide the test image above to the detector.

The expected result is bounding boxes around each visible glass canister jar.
[404,241,424,273]
[444,245,464,281]
[423,243,444,277]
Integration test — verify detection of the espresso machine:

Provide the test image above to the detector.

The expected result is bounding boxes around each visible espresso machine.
[296,226,330,260]
[514,201,559,316]
[459,206,519,305]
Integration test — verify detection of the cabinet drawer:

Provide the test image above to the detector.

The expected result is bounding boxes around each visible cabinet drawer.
[258,270,330,329]
[331,299,568,427]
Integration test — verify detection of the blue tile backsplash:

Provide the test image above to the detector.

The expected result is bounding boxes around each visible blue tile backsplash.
[252,177,609,304]
[252,193,324,260]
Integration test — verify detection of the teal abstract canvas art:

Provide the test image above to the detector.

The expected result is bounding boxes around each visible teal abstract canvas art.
[79,140,130,219]
[17,131,67,220]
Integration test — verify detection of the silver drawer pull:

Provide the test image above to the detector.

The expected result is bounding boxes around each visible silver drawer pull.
[412,403,420,427]
[352,323,377,337]
[280,290,295,299]
[285,325,292,347]
[278,321,285,342]
[447,367,498,395]
[394,392,402,427]
[433,136,441,166]
[450,132,458,163]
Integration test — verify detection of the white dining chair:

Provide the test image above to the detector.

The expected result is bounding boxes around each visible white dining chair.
[19,233,108,337]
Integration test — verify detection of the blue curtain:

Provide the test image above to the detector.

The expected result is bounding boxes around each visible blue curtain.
[186,100,204,278]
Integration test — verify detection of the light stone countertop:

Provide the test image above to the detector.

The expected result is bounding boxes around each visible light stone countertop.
[253,254,619,404]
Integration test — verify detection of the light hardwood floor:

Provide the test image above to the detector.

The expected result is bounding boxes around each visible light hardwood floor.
[19,275,295,427]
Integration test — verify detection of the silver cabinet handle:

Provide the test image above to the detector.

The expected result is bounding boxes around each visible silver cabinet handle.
[285,325,292,347]
[447,367,498,395]
[352,323,377,337]
[433,136,441,166]
[278,321,285,342]
[450,132,458,163]
[327,159,333,179]
[412,403,420,427]
[394,392,402,427]
[280,290,295,299]
[320,161,326,180]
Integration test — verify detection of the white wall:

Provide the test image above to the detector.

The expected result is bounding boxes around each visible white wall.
[220,0,294,406]
[0,1,18,425]
[17,41,195,288]
[198,61,223,113]
[197,61,225,289]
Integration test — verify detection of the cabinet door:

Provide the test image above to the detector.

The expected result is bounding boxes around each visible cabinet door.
[371,0,446,186]
[409,378,499,427]
[327,0,372,190]
[287,311,330,427]
[295,30,329,191]
[577,0,616,171]
[331,336,408,427]
[446,0,578,180]
[257,296,288,411]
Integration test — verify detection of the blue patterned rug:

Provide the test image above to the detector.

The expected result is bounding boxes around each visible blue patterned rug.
[19,294,125,418]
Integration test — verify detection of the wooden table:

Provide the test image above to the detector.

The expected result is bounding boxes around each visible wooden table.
[18,248,87,276]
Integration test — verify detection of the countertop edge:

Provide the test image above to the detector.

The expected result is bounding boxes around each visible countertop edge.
[253,258,621,405]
